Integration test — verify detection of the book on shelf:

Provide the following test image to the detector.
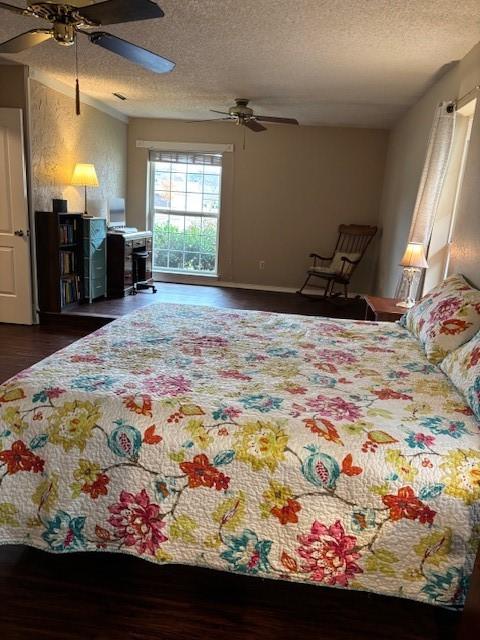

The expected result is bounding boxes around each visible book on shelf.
[59,220,77,245]
[59,250,75,276]
[60,275,80,306]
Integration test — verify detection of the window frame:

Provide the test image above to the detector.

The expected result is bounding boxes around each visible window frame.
[147,155,223,277]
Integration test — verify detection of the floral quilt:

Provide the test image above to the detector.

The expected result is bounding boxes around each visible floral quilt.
[0,303,479,608]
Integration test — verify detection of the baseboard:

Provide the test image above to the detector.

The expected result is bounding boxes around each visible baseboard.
[218,281,299,293]
[220,282,360,298]
[153,273,361,297]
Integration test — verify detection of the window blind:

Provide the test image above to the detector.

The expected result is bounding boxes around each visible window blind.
[149,150,222,166]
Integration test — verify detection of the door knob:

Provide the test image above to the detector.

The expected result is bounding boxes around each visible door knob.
[14,229,26,236]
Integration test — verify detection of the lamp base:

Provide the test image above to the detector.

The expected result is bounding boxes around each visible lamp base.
[396,300,415,308]
[396,266,420,309]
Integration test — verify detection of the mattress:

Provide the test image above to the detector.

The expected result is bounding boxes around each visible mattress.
[0,303,479,608]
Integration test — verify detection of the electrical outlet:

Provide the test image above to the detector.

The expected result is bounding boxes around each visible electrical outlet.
[259,260,265,270]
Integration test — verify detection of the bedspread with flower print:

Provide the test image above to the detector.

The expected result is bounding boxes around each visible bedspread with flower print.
[0,303,479,608]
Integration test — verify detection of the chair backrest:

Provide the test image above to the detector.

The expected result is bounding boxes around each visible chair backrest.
[331,224,377,278]
[334,224,377,257]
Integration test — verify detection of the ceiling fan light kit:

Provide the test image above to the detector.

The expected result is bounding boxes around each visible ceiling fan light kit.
[0,0,175,114]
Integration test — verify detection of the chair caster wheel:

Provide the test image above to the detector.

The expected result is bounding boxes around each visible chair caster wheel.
[152,287,157,293]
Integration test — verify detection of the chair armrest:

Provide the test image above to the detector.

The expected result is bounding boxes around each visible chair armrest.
[309,253,334,261]
[337,256,361,277]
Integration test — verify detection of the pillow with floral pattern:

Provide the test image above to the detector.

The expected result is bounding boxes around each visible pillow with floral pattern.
[441,331,480,420]
[399,274,480,364]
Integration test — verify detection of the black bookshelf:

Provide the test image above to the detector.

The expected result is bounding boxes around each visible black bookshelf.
[35,212,84,312]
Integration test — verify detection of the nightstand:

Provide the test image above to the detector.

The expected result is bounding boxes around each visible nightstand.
[364,295,406,322]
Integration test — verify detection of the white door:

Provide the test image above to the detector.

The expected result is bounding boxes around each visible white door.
[0,108,33,324]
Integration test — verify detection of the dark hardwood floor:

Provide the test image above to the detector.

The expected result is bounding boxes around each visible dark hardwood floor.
[0,283,460,640]
[0,323,92,383]
[0,547,458,640]
[67,282,367,320]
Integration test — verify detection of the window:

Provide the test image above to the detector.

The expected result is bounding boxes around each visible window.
[148,150,222,275]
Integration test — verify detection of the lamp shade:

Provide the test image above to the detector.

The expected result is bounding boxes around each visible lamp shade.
[71,163,99,187]
[400,242,428,269]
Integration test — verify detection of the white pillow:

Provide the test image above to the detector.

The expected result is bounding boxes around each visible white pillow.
[440,330,480,419]
[330,252,361,274]
[400,274,480,364]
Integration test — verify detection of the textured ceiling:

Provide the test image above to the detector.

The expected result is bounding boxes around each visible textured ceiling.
[1,0,480,127]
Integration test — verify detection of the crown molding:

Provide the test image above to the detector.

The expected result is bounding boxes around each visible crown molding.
[29,68,129,123]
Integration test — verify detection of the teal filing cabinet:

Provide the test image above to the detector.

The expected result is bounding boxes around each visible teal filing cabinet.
[83,217,107,303]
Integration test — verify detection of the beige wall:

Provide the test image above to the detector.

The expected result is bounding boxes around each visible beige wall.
[0,64,29,138]
[127,119,388,292]
[376,40,480,295]
[29,79,127,216]
[0,64,32,220]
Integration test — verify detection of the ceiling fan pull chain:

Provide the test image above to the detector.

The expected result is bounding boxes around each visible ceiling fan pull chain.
[75,36,80,116]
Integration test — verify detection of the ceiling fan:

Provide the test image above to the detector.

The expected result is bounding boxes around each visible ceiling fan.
[0,0,175,113]
[207,98,299,132]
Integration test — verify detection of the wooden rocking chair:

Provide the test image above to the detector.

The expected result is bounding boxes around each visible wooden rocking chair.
[297,224,377,298]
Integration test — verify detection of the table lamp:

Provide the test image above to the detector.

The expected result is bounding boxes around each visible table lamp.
[396,242,428,308]
[71,163,99,216]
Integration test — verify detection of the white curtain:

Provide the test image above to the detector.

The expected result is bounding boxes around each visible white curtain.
[409,101,456,245]
[396,102,456,300]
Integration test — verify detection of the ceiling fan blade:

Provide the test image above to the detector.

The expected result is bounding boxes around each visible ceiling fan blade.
[88,32,174,73]
[0,2,28,15]
[184,118,230,123]
[67,1,98,6]
[210,110,231,116]
[79,0,164,26]
[255,115,299,125]
[0,29,53,53]
[245,119,267,133]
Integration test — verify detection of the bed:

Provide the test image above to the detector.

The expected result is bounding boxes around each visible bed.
[0,302,479,609]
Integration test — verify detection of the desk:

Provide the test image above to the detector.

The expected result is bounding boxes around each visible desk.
[107,231,153,297]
